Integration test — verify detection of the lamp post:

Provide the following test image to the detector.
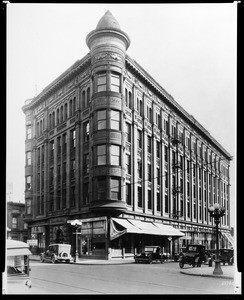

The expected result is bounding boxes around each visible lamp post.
[67,219,82,262]
[208,203,225,275]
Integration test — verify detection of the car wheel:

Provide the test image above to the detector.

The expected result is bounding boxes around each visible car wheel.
[66,259,70,264]
[179,261,184,268]
[192,262,195,268]
[51,256,56,264]
[40,256,44,263]
[149,258,152,264]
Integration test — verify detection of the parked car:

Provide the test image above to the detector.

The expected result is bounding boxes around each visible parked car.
[4,240,32,294]
[208,248,234,266]
[179,244,206,268]
[135,246,166,264]
[40,244,73,264]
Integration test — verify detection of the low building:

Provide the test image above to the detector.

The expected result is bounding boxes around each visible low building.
[7,201,28,242]
[22,11,232,259]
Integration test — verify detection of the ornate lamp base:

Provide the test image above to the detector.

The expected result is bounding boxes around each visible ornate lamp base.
[213,259,223,275]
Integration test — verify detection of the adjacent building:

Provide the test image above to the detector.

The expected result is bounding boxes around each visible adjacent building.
[22,11,233,259]
[7,201,28,242]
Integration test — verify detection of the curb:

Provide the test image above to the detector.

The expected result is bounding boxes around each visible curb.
[180,270,234,280]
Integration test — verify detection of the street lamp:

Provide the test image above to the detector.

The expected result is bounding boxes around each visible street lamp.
[208,203,226,275]
[67,219,82,262]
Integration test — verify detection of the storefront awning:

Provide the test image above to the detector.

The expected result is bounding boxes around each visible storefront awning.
[110,218,185,240]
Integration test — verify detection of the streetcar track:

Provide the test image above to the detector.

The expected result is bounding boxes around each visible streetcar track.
[30,276,106,294]
[31,264,222,294]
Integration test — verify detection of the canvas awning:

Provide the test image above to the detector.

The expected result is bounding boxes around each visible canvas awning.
[7,240,32,256]
[110,218,185,240]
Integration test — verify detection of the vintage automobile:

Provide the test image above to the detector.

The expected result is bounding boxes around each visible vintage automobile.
[4,239,32,294]
[134,246,166,264]
[209,248,234,266]
[40,244,73,264]
[179,244,206,268]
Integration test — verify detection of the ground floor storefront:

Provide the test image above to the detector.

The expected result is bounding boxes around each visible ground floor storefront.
[26,215,233,259]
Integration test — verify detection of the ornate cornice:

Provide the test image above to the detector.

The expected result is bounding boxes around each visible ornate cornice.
[22,54,91,113]
[125,54,232,160]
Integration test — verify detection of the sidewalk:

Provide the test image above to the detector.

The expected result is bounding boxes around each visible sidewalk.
[180,264,235,279]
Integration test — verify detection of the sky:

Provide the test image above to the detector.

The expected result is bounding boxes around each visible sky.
[6,3,237,227]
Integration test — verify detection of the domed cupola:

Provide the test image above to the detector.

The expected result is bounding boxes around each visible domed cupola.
[96,10,121,30]
[86,10,130,52]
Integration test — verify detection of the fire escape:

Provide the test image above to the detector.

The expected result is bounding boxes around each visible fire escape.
[171,133,183,220]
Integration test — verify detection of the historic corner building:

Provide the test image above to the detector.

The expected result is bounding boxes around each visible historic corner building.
[22,11,233,259]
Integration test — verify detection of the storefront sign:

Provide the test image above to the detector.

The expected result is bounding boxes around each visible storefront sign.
[50,217,67,225]
[81,217,107,223]
[27,239,38,246]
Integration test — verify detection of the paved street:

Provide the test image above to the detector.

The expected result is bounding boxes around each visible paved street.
[6,261,237,295]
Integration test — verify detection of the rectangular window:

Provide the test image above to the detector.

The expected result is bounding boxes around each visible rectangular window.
[110,73,120,92]
[147,163,151,182]
[97,176,107,200]
[70,159,75,178]
[156,141,160,158]
[111,110,120,130]
[57,190,61,210]
[148,189,152,209]
[71,129,76,148]
[165,194,169,213]
[12,217,17,229]
[83,183,89,204]
[26,199,31,215]
[137,186,142,207]
[97,145,106,165]
[84,122,89,141]
[27,126,32,139]
[26,152,31,166]
[111,145,120,166]
[111,178,120,199]
[26,176,31,190]
[63,134,67,154]
[70,186,76,207]
[62,188,66,209]
[137,160,142,178]
[157,192,161,212]
[126,183,131,205]
[126,154,131,174]
[164,146,168,162]
[84,153,89,174]
[147,136,152,154]
[97,73,107,92]
[157,168,160,185]
[97,110,106,130]
[137,130,142,148]
[125,123,131,142]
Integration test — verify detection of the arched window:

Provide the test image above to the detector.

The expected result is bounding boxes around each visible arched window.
[64,103,68,120]
[73,97,76,115]
[40,120,43,134]
[87,87,90,103]
[52,112,55,127]
[69,99,73,116]
[60,106,63,123]
[57,108,60,124]
[82,90,86,108]
[49,114,52,129]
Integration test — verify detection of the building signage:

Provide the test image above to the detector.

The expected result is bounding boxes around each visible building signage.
[27,239,38,246]
[50,217,67,225]
[81,217,107,223]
